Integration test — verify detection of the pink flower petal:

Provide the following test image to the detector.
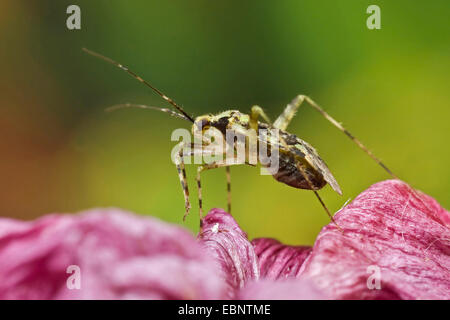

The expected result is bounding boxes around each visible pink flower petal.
[0,208,227,299]
[251,238,311,279]
[299,180,450,300]
[237,278,328,300]
[198,208,259,297]
[2,179,447,300]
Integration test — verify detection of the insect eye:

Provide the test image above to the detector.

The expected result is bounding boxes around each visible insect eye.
[217,116,229,125]
[196,118,210,130]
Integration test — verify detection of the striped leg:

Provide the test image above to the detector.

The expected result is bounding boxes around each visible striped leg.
[295,162,343,232]
[274,95,397,179]
[174,144,191,221]
[226,166,231,213]
[196,160,255,217]
[174,143,217,221]
[196,163,224,218]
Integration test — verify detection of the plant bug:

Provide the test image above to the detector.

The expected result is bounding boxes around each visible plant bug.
[83,48,397,229]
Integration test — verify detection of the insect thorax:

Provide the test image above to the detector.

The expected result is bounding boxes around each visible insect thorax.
[192,110,327,191]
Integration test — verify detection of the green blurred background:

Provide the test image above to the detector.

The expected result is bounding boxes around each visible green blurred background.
[1,0,449,244]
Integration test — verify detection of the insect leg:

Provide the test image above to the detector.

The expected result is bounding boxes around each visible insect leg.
[295,162,343,232]
[226,166,231,213]
[250,105,272,130]
[196,162,229,217]
[196,163,223,218]
[174,143,191,221]
[273,96,303,131]
[196,159,255,216]
[174,143,220,220]
[275,95,397,179]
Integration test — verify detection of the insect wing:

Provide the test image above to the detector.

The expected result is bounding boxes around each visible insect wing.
[299,139,342,195]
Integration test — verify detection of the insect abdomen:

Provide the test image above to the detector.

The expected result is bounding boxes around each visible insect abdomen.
[271,151,327,190]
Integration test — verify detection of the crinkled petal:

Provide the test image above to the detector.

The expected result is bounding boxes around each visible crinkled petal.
[0,208,227,299]
[237,278,328,300]
[198,208,259,297]
[252,238,311,279]
[300,180,450,300]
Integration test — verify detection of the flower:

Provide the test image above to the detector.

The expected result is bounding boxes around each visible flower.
[0,209,227,299]
[198,180,450,299]
[298,179,450,299]
[0,180,448,299]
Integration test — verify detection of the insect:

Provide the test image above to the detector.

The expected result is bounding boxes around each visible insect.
[83,48,397,228]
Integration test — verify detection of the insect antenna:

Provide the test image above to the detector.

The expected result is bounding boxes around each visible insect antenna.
[106,103,192,122]
[82,48,195,123]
